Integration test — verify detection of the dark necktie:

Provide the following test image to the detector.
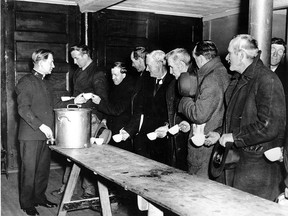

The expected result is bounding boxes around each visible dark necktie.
[153,79,162,96]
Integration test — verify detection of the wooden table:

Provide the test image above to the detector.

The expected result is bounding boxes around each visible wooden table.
[51,144,288,216]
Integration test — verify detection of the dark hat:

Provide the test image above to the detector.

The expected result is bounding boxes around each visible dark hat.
[91,114,112,144]
[178,72,198,97]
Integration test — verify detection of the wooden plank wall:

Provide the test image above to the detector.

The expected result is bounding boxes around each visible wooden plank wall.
[2,2,202,171]
[92,9,202,73]
[2,1,81,170]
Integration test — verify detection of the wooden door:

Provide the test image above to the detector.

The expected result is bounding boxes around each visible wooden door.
[92,9,202,72]
[2,1,81,170]
[92,10,155,72]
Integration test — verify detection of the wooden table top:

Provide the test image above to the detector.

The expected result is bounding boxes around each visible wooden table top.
[51,144,288,216]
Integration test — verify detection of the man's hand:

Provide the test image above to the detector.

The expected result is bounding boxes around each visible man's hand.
[204,131,220,146]
[179,121,190,133]
[155,124,169,138]
[39,124,54,139]
[119,128,130,141]
[219,133,234,147]
[92,94,101,104]
[74,93,87,104]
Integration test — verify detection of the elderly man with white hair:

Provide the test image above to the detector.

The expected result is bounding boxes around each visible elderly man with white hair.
[206,34,286,201]
[131,50,174,164]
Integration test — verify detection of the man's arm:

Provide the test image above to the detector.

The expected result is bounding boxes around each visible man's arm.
[178,76,222,124]
[15,77,42,130]
[233,74,286,148]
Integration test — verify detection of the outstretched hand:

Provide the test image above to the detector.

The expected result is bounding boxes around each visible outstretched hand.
[92,94,101,104]
[204,131,220,146]
[119,128,130,141]
[74,93,87,104]
[155,124,169,138]
[179,121,190,133]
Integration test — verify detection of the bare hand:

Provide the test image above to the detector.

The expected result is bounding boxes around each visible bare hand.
[120,128,130,141]
[155,124,169,138]
[74,93,87,104]
[179,121,190,133]
[219,133,234,147]
[83,93,93,100]
[39,124,54,140]
[92,94,101,104]
[204,131,220,146]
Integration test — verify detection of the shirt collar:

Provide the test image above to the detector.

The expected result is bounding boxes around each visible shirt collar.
[33,69,45,80]
[156,72,167,84]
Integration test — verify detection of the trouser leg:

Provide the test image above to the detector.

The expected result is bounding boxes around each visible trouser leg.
[19,140,38,208]
[82,170,96,196]
[34,141,51,203]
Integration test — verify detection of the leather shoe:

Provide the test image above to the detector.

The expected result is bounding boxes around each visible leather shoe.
[22,207,39,216]
[35,199,58,208]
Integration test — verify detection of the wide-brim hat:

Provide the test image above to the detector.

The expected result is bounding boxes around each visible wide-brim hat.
[91,114,112,144]
[94,122,112,144]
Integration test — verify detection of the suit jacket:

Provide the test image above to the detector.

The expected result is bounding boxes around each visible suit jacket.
[123,71,152,136]
[15,71,54,140]
[140,72,174,134]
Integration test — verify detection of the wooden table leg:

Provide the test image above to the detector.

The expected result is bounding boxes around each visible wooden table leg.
[57,163,81,216]
[97,180,112,216]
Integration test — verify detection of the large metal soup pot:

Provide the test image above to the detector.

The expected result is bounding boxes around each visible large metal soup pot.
[54,106,91,148]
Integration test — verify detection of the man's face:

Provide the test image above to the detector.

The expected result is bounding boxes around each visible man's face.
[71,50,89,69]
[40,54,55,75]
[131,53,145,72]
[167,58,182,80]
[111,67,126,85]
[146,55,161,78]
[271,44,285,67]
[225,42,241,73]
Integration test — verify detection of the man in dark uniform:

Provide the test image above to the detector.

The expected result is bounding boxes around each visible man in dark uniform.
[15,49,57,216]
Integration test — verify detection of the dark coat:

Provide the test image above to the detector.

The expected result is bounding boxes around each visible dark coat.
[225,55,286,150]
[178,57,230,177]
[123,71,152,136]
[140,72,174,133]
[166,79,188,170]
[15,71,54,140]
[97,75,136,135]
[224,54,286,200]
[97,74,136,150]
[70,61,109,119]
[275,62,288,189]
[134,72,174,163]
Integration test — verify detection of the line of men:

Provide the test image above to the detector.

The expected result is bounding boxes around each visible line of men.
[15,34,288,216]
[68,35,288,202]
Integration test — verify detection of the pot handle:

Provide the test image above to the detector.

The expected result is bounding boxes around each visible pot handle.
[67,104,81,109]
[57,115,71,122]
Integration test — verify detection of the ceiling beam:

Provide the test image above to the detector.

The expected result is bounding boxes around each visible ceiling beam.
[75,0,123,13]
